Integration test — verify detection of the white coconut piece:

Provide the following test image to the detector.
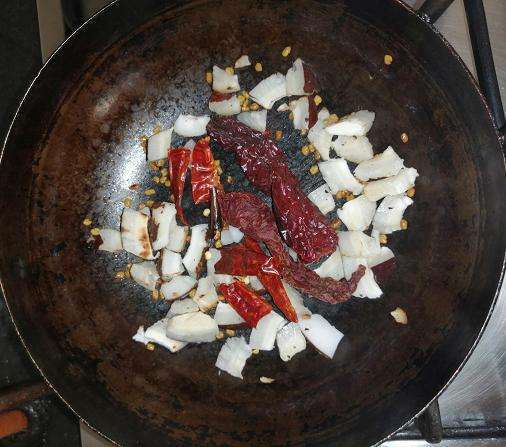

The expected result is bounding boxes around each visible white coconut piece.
[326,110,375,136]
[174,114,210,137]
[276,322,306,362]
[213,301,245,326]
[160,275,197,301]
[307,184,335,215]
[151,202,177,251]
[212,65,241,93]
[220,225,244,245]
[215,336,252,379]
[209,95,241,116]
[282,281,311,319]
[120,208,154,259]
[299,314,344,359]
[277,103,289,112]
[166,312,219,343]
[314,249,344,281]
[132,326,149,344]
[319,158,364,195]
[193,276,219,312]
[372,194,413,234]
[182,224,208,277]
[130,261,159,291]
[354,146,405,181]
[167,298,199,318]
[237,110,267,132]
[367,246,395,269]
[338,231,381,258]
[97,228,122,252]
[289,96,310,131]
[337,195,377,231]
[234,55,251,69]
[147,127,173,161]
[167,220,188,253]
[353,267,383,299]
[341,256,368,281]
[285,58,314,96]
[249,73,287,109]
[249,312,286,351]
[206,248,234,286]
[332,135,374,164]
[133,321,187,353]
[161,249,184,280]
[308,121,332,160]
[364,167,419,201]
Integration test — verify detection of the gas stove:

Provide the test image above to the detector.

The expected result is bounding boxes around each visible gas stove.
[1,1,504,446]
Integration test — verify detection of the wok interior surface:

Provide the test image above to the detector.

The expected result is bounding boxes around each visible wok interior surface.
[0,1,504,446]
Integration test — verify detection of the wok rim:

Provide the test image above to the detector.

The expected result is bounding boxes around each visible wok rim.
[0,0,504,446]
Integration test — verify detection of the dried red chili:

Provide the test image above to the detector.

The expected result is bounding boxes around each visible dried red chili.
[191,138,219,204]
[218,281,272,328]
[242,236,264,255]
[168,147,191,225]
[214,243,268,276]
[258,257,298,322]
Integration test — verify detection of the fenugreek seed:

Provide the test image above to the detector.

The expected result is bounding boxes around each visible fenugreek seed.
[346,194,354,202]
[153,125,162,135]
[206,71,213,84]
[237,95,245,105]
[217,167,223,175]
[314,95,323,106]
[204,251,212,260]
[213,159,221,167]
[216,331,225,340]
[123,269,131,278]
[379,234,388,245]
[225,329,236,337]
[401,219,408,230]
[146,342,155,351]
[203,208,211,217]
[214,230,221,240]
[215,240,223,249]
[146,200,154,208]
[144,188,156,196]
[122,197,132,208]
[217,294,224,301]
[254,62,263,72]
[281,46,291,57]
[252,348,260,355]
[325,114,339,125]
[241,104,250,112]
[189,289,196,298]
[151,289,159,300]
[164,180,171,187]
[153,176,160,183]
[242,91,249,98]
[250,102,260,111]
[226,175,234,184]
[301,145,310,156]
[149,161,158,170]
[331,219,341,229]
[275,130,283,140]
[115,271,125,279]
[309,165,319,175]
[401,132,409,143]
[140,135,148,145]
[407,187,415,198]
[90,227,100,236]
[314,151,321,161]
[308,143,315,153]
[225,66,234,75]
[156,159,165,167]
[384,54,393,65]
[301,314,311,320]
[159,176,167,184]
[82,218,92,226]
[300,129,308,136]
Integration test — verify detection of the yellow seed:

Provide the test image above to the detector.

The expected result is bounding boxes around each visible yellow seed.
[275,130,283,140]
[225,329,236,337]
[151,289,160,300]
[301,145,310,156]
[153,125,162,135]
[216,331,225,340]
[384,54,393,65]
[313,151,321,161]
[300,129,308,136]
[144,188,156,196]
[203,208,211,217]
[153,176,160,184]
[217,294,224,301]
[189,289,196,298]
[260,376,275,384]
[309,165,319,175]
[331,219,341,229]
[281,46,291,57]
[225,66,234,75]
[237,95,245,105]
[140,135,148,145]
[308,144,315,153]
[204,251,212,260]
[301,314,311,320]
[122,197,132,208]
[407,187,415,198]
[242,90,249,98]
[335,190,348,200]
[149,161,158,170]
[379,234,388,245]
[226,175,234,184]
[159,290,165,299]
[314,95,323,106]
[146,200,154,208]
[156,159,165,167]
[325,114,339,125]
[254,62,263,72]
[115,271,125,279]
[82,218,92,226]
[252,348,260,355]
[346,193,354,202]
[90,227,100,236]
[249,102,260,111]
[164,180,171,187]
[215,240,223,249]
[145,342,155,351]
[217,167,223,175]
[159,176,167,184]
[213,159,221,167]
[401,219,408,230]
[214,230,221,241]
[401,132,409,143]
[123,269,131,278]
[160,167,168,176]
[206,71,213,84]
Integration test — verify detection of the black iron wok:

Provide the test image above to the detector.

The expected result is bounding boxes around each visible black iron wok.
[0,0,505,446]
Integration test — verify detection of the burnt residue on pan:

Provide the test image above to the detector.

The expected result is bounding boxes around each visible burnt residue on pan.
[0,1,504,446]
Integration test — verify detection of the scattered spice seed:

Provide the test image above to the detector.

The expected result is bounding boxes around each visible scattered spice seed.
[144,188,156,196]
[260,376,275,384]
[281,46,291,57]
[241,104,250,112]
[203,208,211,217]
[138,202,146,210]
[313,151,321,161]
[115,271,125,279]
[346,193,354,202]
[217,294,224,301]
[164,180,171,187]
[185,234,191,242]
[160,167,168,176]
[189,289,196,298]
[151,289,160,300]
[149,161,158,170]
[384,54,393,65]
[156,159,165,167]
[140,135,148,151]
[252,348,260,355]
[225,66,234,75]
[90,227,100,236]
[331,219,341,229]
[250,102,260,111]
[82,218,92,226]
[237,95,245,105]
[122,197,132,208]
[314,95,322,106]
[214,230,221,241]
[300,129,308,136]
[152,125,162,135]
[225,329,236,337]
[379,234,388,245]
[301,145,310,156]
[407,187,416,198]
[400,218,408,230]
[401,132,409,143]
[274,130,283,141]
[335,190,347,200]
[309,165,319,175]
[216,331,225,340]
[204,251,212,260]
[226,175,234,184]
[153,176,160,183]
[254,62,263,72]
[146,342,155,351]
[146,200,154,208]
[301,314,311,320]
[217,167,223,175]
[242,90,249,98]
[215,240,223,249]
[206,71,213,84]
[124,269,131,278]
[308,143,316,153]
